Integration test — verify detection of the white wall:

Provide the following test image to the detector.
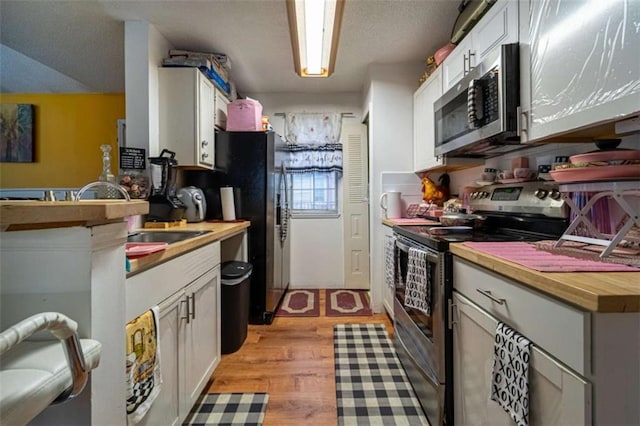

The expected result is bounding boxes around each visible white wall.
[363,62,423,312]
[248,92,363,289]
[124,21,173,156]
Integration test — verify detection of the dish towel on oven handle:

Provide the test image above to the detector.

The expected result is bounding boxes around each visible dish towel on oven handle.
[490,321,532,426]
[404,247,431,315]
[126,306,162,425]
[384,234,396,289]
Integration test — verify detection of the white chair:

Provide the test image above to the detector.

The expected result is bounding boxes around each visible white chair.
[0,312,102,425]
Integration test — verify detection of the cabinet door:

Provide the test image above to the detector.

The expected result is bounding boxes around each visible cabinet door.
[413,67,443,172]
[473,0,518,63]
[442,37,472,92]
[136,291,184,426]
[382,225,395,318]
[519,0,640,143]
[182,266,220,417]
[215,89,229,130]
[453,292,591,426]
[197,73,215,168]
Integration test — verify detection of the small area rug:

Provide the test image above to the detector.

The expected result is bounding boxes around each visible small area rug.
[183,393,269,426]
[334,324,428,426]
[276,289,320,317]
[326,289,372,317]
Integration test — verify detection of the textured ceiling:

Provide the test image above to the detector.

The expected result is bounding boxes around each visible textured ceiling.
[0,0,460,94]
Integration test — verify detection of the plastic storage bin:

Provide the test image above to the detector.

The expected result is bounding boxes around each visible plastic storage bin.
[226,98,263,131]
[220,261,253,354]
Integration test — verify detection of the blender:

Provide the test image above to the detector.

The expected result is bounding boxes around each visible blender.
[147,149,186,221]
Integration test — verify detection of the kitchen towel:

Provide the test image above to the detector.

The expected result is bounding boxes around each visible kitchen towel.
[126,306,162,425]
[384,234,396,289]
[404,247,431,315]
[220,187,236,221]
[490,322,531,426]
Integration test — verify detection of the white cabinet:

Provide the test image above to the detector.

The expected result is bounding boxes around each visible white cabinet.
[413,67,443,172]
[159,67,215,168]
[452,291,591,426]
[382,224,395,318]
[127,242,221,425]
[442,0,518,91]
[518,0,640,143]
[215,88,229,130]
[183,267,220,414]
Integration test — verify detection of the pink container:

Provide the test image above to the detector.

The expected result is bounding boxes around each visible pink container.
[227,98,263,131]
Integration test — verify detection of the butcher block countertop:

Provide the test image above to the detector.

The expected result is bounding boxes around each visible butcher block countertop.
[450,243,640,313]
[0,200,149,230]
[127,221,250,275]
[382,218,440,227]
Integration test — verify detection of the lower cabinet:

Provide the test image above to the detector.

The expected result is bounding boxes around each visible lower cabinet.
[382,224,395,318]
[452,291,590,425]
[127,242,221,425]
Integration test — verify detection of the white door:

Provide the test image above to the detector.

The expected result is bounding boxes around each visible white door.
[453,291,591,426]
[342,123,370,289]
[182,266,220,417]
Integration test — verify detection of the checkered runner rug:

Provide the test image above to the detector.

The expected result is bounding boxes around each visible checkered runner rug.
[334,324,429,426]
[183,393,268,425]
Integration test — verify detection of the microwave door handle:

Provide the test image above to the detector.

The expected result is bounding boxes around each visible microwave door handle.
[467,79,483,128]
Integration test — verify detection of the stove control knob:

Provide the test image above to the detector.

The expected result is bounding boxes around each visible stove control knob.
[482,191,490,198]
[549,189,562,200]
[534,188,548,199]
[471,192,479,199]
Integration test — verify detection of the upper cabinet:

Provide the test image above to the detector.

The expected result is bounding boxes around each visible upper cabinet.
[519,0,640,143]
[443,0,519,91]
[414,67,444,172]
[159,67,215,169]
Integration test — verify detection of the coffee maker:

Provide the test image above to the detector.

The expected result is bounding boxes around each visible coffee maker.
[147,149,186,221]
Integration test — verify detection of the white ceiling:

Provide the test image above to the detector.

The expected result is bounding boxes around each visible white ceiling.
[0,0,461,95]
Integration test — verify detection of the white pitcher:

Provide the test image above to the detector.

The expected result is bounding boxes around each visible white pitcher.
[380,191,403,219]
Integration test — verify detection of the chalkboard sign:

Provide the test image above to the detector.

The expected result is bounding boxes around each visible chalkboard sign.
[119,147,146,170]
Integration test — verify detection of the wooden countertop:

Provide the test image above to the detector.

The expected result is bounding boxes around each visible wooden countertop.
[0,200,149,230]
[450,243,640,313]
[127,221,250,275]
[382,218,440,227]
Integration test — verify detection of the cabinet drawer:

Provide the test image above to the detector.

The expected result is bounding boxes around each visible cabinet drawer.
[127,242,220,320]
[453,257,590,375]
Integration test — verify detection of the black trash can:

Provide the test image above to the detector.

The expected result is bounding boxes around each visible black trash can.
[220,261,252,354]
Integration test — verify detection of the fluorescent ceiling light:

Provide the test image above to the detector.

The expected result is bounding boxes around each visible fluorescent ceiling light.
[287,0,345,77]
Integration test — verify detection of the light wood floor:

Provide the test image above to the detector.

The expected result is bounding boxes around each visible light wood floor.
[207,289,393,425]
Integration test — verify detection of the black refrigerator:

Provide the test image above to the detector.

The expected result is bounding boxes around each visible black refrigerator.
[185,131,290,324]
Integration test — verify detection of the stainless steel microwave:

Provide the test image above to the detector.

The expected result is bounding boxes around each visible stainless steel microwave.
[434,43,521,157]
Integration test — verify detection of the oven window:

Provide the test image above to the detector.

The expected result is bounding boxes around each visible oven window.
[395,248,435,339]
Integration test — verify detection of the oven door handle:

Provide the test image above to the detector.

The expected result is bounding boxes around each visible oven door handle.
[395,239,440,263]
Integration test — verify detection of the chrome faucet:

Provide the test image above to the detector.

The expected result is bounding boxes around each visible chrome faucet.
[74,181,131,202]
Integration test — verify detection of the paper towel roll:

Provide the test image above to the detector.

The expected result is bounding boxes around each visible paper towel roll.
[220,187,236,221]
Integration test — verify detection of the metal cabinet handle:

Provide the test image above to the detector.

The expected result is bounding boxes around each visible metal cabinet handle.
[191,292,196,320]
[467,50,475,72]
[463,53,468,75]
[181,297,191,323]
[476,289,506,305]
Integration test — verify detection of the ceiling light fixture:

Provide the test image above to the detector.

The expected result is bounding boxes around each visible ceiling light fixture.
[286,0,345,78]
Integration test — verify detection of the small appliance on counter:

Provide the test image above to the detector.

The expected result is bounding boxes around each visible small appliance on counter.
[177,186,207,222]
[147,149,186,222]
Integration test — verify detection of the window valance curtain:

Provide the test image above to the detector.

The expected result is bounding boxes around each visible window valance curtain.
[284,112,343,174]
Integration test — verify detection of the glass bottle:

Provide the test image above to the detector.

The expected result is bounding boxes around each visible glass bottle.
[97,144,118,198]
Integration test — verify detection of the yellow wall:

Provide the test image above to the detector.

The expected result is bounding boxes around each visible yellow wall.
[0,93,125,188]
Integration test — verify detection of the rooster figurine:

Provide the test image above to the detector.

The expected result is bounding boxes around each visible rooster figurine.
[421,173,450,206]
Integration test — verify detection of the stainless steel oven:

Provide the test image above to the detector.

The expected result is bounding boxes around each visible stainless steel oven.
[393,234,453,426]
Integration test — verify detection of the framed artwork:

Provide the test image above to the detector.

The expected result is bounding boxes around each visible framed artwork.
[1,103,35,162]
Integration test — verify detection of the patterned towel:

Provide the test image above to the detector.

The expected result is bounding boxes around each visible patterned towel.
[126,307,162,424]
[404,247,431,315]
[490,322,531,426]
[384,235,396,289]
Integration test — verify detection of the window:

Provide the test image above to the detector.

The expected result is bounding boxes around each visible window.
[289,171,339,217]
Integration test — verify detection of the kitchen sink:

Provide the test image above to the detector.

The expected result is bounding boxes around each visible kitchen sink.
[126,230,212,245]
